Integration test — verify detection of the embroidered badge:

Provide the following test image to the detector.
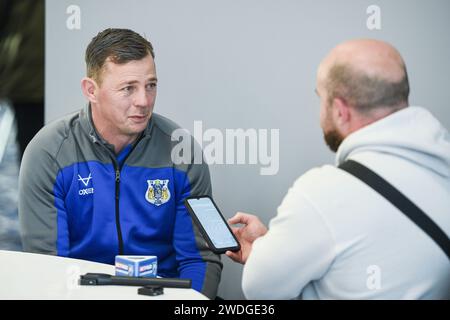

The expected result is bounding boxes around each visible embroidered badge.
[145,179,171,206]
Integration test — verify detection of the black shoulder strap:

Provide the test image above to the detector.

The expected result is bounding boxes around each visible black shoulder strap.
[339,159,450,260]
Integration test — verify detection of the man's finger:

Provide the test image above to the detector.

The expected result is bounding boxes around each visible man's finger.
[227,213,244,225]
[228,212,253,225]
[229,226,240,235]
[225,251,243,264]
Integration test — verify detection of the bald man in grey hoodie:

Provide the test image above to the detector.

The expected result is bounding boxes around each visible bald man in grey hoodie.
[227,39,450,299]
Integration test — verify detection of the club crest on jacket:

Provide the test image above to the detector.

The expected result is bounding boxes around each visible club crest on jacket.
[145,179,171,206]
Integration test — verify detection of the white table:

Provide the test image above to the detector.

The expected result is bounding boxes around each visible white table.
[0,250,208,300]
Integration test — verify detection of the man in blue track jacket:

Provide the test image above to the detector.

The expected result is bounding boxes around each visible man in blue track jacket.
[18,28,222,298]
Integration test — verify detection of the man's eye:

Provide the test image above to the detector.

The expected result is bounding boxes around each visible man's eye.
[122,86,134,93]
[146,83,157,91]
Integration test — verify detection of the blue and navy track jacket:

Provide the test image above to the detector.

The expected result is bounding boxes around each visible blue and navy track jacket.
[18,105,222,298]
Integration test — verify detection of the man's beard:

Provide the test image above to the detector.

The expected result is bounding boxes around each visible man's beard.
[323,128,345,153]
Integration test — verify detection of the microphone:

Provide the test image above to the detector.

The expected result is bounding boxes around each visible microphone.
[79,273,192,288]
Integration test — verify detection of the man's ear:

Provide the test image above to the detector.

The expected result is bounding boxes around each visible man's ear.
[332,97,352,129]
[81,77,99,103]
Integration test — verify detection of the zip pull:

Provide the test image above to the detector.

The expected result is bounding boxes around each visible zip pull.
[115,170,120,183]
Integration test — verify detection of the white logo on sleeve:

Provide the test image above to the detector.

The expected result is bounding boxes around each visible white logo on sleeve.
[366,265,382,290]
[78,173,94,196]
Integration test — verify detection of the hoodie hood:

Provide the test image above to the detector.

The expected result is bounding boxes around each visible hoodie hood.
[336,106,450,178]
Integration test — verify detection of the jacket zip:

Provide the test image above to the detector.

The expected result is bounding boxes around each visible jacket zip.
[99,137,144,256]
[114,165,124,255]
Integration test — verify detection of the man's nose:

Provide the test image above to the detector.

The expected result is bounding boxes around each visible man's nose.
[134,87,150,107]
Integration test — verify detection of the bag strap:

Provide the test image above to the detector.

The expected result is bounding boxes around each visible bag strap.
[339,159,450,260]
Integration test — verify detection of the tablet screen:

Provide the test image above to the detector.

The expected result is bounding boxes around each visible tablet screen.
[186,197,238,249]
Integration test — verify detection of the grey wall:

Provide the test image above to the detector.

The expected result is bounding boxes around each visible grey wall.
[46,0,450,299]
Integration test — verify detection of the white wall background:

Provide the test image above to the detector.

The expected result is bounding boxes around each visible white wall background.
[46,0,450,299]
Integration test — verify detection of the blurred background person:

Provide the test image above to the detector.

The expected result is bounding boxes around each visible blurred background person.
[0,0,44,250]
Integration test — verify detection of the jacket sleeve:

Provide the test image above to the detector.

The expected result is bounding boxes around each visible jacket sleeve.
[173,139,222,299]
[242,178,336,299]
[18,131,69,256]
